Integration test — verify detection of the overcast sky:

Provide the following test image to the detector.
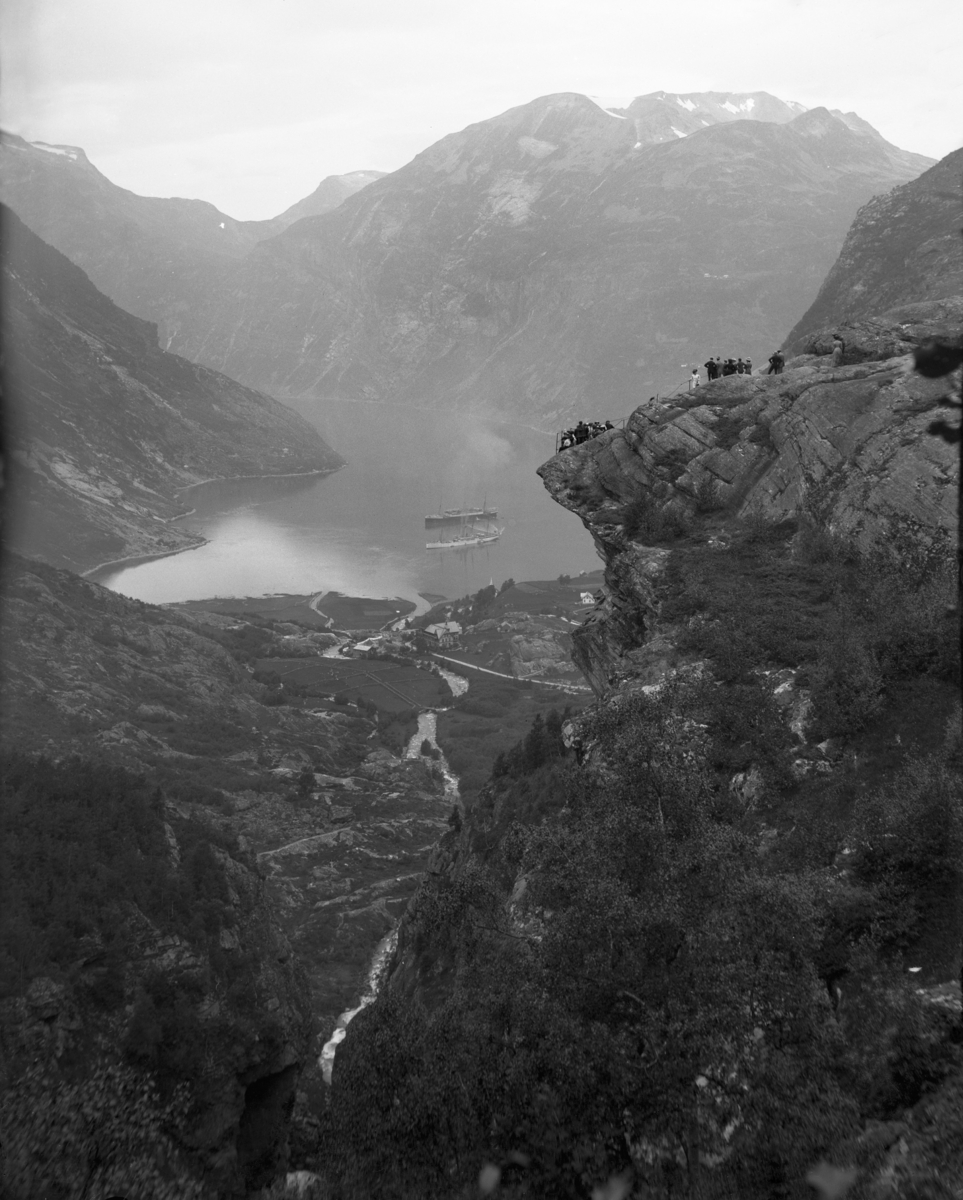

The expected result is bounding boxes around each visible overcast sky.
[3,0,962,221]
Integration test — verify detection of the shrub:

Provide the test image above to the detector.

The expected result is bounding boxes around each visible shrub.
[0,1061,204,1200]
[621,493,690,543]
[809,626,883,737]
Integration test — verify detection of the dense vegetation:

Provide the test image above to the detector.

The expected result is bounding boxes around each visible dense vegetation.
[436,674,586,806]
[317,512,962,1198]
[0,753,291,1199]
[322,678,962,1198]
[658,518,958,734]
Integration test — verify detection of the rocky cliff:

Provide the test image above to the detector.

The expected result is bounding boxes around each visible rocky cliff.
[540,348,956,562]
[363,330,961,1200]
[785,145,963,352]
[2,207,343,573]
[169,97,931,421]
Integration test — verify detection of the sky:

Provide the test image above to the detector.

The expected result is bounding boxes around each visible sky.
[3,0,962,221]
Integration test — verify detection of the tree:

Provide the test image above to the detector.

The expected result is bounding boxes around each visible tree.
[0,1061,205,1200]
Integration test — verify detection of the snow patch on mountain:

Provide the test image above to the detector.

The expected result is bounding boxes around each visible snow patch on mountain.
[671,127,687,139]
[585,95,629,118]
[721,98,755,114]
[31,142,81,160]
[676,97,697,111]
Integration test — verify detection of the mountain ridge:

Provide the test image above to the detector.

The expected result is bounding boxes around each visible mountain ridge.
[164,97,934,420]
[2,206,343,574]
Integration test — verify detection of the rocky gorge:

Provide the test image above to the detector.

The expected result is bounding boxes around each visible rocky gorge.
[0,556,455,1196]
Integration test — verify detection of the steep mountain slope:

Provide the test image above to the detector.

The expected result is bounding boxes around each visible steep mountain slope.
[168,96,932,420]
[0,132,381,327]
[785,145,963,351]
[270,170,386,230]
[2,207,343,573]
[0,553,450,1194]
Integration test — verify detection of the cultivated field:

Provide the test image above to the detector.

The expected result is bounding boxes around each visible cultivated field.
[254,656,451,713]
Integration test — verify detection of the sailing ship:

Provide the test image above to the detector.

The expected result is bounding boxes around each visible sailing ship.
[425,501,503,550]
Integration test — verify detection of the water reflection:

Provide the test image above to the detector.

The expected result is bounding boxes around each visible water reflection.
[94,402,596,605]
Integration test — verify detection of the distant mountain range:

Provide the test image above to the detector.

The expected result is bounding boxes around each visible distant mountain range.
[0,90,940,428]
[0,131,382,343]
[166,93,931,419]
[2,206,342,573]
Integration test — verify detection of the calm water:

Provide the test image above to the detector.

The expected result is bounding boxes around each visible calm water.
[93,401,597,605]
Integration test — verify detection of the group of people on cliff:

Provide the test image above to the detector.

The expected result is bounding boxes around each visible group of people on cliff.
[558,419,615,449]
[700,356,753,383]
[689,350,791,390]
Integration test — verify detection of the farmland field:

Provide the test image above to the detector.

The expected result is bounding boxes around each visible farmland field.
[254,657,451,713]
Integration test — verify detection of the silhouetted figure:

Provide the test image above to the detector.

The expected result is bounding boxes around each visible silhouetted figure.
[722,359,737,376]
[704,358,718,380]
[768,351,785,375]
[574,420,589,443]
[736,358,745,374]
[688,368,700,391]
[831,334,845,366]
[715,357,723,376]
[745,358,752,375]
[604,420,614,430]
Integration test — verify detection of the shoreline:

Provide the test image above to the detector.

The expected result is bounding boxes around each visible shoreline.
[81,534,210,581]
[82,464,344,581]
[174,464,343,496]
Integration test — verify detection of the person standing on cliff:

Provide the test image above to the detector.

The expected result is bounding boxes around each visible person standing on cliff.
[704,357,718,380]
[736,358,746,374]
[745,357,752,375]
[688,368,700,391]
[768,351,785,375]
[831,335,845,367]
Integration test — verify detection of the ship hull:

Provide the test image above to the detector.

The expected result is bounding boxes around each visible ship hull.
[426,527,504,550]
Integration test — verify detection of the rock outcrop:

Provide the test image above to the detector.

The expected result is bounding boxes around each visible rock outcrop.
[785,145,963,352]
[2,207,343,573]
[541,354,957,556]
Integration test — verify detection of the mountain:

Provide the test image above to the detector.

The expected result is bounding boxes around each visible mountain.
[1,206,343,574]
[784,145,963,352]
[270,170,386,230]
[162,94,933,421]
[0,132,381,334]
[2,95,932,424]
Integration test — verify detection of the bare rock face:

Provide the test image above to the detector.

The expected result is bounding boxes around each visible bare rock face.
[2,206,343,574]
[785,146,963,351]
[540,354,957,561]
[539,343,958,694]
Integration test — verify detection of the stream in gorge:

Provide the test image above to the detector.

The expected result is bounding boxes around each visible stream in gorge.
[318,667,468,1085]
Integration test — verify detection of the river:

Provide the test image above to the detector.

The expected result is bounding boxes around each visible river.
[91,401,596,605]
[318,672,468,1086]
